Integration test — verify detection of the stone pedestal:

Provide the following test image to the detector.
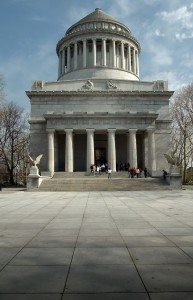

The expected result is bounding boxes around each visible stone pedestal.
[27,166,41,190]
[169,174,182,189]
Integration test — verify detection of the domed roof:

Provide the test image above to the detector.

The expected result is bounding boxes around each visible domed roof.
[66,8,131,35]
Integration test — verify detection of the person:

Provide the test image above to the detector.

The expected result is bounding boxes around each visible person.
[130,167,134,178]
[99,165,101,175]
[136,167,140,178]
[90,164,93,175]
[107,167,112,179]
[101,163,105,172]
[93,165,96,175]
[163,170,168,180]
[127,162,130,171]
[96,165,99,175]
[144,167,148,178]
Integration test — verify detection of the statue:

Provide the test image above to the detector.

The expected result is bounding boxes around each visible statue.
[28,154,43,167]
[81,80,93,90]
[28,154,43,176]
[106,80,118,90]
[164,153,180,174]
[27,154,43,189]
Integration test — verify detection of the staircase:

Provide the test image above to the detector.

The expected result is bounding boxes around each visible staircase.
[38,172,170,191]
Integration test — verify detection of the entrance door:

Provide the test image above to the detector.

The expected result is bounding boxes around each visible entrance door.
[95,148,106,165]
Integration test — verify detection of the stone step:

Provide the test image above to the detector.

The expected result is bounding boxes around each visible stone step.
[39,177,170,191]
[53,171,135,178]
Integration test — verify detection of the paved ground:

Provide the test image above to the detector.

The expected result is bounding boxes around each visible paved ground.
[0,190,193,299]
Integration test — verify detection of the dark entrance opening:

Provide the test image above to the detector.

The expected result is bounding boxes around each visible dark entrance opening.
[95,148,106,165]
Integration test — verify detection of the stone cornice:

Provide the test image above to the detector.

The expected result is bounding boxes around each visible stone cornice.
[26,90,174,99]
[43,111,159,120]
[56,30,140,55]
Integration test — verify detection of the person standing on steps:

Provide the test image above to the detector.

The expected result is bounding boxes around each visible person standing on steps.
[144,167,148,178]
[107,167,112,179]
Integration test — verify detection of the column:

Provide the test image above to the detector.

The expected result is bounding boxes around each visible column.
[128,129,137,167]
[86,129,95,172]
[67,45,70,72]
[136,50,139,76]
[126,132,130,164]
[128,44,131,72]
[61,49,65,75]
[108,129,116,172]
[65,129,73,172]
[133,48,136,74]
[58,51,62,78]
[74,42,78,70]
[83,39,87,68]
[121,42,125,69]
[112,39,116,67]
[47,130,55,175]
[92,39,96,67]
[102,38,106,66]
[147,129,156,175]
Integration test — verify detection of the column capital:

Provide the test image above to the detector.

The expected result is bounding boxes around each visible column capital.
[86,128,95,133]
[128,128,137,133]
[108,128,116,133]
[102,37,107,41]
[146,128,155,134]
[65,128,73,134]
[46,129,55,133]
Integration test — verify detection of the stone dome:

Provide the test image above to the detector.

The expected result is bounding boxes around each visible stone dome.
[56,8,140,81]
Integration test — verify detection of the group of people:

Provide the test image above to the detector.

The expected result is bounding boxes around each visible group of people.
[90,164,112,179]
[90,163,149,179]
[128,167,148,178]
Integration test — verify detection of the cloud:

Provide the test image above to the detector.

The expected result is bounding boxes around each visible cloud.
[158,5,193,29]
[175,32,193,41]
[153,29,165,37]
[143,71,188,91]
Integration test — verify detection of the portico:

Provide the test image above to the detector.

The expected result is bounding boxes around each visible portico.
[46,126,156,174]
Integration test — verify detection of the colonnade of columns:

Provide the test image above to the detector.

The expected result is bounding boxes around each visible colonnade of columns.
[58,38,139,77]
[47,128,156,175]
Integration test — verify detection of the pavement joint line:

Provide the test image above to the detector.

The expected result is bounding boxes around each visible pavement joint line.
[101,192,151,300]
[60,191,89,299]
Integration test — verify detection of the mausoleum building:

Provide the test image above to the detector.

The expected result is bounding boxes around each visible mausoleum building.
[26,8,173,176]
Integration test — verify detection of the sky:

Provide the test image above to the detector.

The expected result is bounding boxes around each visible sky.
[0,0,193,111]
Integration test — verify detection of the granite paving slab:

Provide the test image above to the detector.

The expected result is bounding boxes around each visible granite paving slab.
[65,264,145,293]
[137,264,193,292]
[72,247,132,264]
[0,266,68,293]
[9,247,74,265]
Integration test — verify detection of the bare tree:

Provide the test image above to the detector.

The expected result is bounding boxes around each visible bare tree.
[0,102,29,185]
[0,74,5,106]
[171,83,193,184]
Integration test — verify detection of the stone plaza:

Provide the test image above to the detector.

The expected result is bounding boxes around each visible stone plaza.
[0,190,193,299]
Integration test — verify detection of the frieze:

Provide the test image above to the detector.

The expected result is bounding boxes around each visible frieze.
[46,116,155,130]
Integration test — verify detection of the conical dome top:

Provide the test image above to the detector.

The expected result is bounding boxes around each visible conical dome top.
[66,8,131,35]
